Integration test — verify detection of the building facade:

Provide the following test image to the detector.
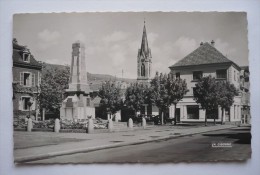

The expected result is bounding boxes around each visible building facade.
[12,39,42,120]
[168,41,248,124]
[240,66,250,124]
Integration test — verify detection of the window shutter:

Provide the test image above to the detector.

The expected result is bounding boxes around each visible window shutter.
[20,72,24,85]
[18,97,23,110]
[32,73,35,87]
[29,73,31,86]
[37,72,40,86]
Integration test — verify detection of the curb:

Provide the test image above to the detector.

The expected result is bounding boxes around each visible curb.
[14,125,238,163]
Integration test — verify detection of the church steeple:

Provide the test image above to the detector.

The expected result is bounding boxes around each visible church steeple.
[137,20,152,83]
[140,21,150,58]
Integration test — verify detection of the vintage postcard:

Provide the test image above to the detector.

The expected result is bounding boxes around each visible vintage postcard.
[12,12,251,164]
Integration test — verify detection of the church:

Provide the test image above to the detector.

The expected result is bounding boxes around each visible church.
[135,21,160,118]
[137,21,152,84]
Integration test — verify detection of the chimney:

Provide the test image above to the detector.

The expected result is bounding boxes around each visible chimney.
[211,40,215,47]
[200,42,203,46]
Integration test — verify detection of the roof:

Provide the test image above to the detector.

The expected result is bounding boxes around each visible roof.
[13,40,42,69]
[138,22,152,58]
[170,42,237,69]
[241,66,249,71]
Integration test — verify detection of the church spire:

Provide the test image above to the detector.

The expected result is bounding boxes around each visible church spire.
[140,20,150,58]
[137,20,152,83]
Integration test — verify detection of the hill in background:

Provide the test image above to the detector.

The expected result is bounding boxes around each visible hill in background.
[41,62,136,84]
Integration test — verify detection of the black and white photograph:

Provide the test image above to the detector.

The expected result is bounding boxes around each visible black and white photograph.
[12,12,251,164]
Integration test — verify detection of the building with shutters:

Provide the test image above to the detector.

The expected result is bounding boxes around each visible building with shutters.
[240,66,250,124]
[168,41,249,124]
[12,39,42,120]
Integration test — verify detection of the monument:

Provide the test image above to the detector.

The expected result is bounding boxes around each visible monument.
[60,41,95,121]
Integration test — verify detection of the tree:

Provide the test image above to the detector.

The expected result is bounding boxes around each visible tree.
[38,64,70,117]
[98,81,123,120]
[216,81,238,124]
[168,75,189,125]
[150,72,189,125]
[124,82,149,117]
[193,76,219,126]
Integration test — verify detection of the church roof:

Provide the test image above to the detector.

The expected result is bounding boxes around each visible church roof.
[170,42,239,69]
[138,22,152,58]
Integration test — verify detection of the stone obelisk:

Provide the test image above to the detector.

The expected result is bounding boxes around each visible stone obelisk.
[66,41,90,94]
[60,41,95,121]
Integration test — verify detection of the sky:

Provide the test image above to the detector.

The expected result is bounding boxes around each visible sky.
[13,12,248,79]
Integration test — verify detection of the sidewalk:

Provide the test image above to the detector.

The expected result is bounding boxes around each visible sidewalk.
[14,124,238,163]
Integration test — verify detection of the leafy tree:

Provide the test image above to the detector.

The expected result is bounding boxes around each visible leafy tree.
[216,81,238,124]
[193,75,219,126]
[38,64,70,117]
[168,75,189,125]
[98,81,123,119]
[147,73,168,124]
[150,72,189,125]
[124,82,149,117]
[150,72,169,124]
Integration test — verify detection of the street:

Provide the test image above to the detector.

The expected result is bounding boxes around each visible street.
[25,126,251,164]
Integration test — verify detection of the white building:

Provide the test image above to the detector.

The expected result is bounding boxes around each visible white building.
[168,41,247,124]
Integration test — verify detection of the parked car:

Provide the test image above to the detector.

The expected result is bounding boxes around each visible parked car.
[153,115,171,125]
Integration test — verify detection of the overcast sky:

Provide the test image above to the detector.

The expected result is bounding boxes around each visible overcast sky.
[13,12,248,79]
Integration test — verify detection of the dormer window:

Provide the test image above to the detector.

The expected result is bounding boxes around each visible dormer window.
[23,53,30,62]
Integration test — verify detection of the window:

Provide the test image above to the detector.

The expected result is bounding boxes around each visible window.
[23,73,30,86]
[23,53,30,62]
[234,71,236,81]
[20,72,35,87]
[176,72,180,79]
[193,71,203,80]
[187,105,199,119]
[141,63,145,76]
[19,97,35,111]
[216,69,227,79]
[20,97,31,111]
[192,87,196,95]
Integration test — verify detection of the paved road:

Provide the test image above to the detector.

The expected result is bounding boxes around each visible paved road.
[27,126,251,164]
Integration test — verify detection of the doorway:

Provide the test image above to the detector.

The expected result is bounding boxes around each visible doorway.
[175,108,180,122]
